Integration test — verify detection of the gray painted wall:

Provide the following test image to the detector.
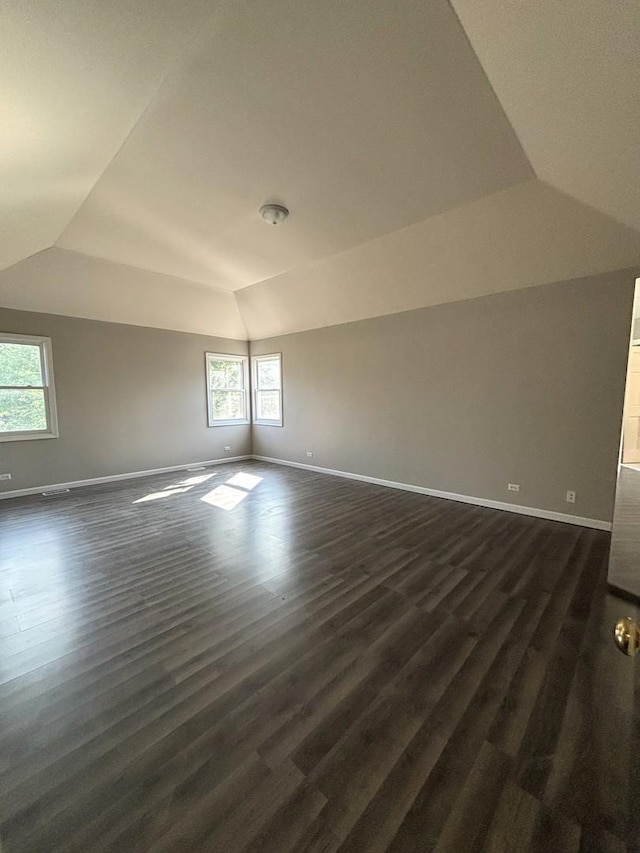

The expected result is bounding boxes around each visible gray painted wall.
[1,270,634,520]
[0,308,250,493]
[251,271,635,522]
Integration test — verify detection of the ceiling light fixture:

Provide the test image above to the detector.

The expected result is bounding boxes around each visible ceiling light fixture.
[259,203,289,226]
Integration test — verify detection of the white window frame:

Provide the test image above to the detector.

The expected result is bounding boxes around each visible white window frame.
[205,352,250,427]
[252,353,283,427]
[0,332,59,442]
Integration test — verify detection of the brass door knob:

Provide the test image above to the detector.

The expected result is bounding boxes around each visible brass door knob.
[614,617,640,656]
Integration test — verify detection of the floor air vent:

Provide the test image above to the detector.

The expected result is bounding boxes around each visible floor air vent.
[42,488,70,496]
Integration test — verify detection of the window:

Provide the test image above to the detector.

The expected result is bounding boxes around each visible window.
[0,333,59,441]
[206,353,249,426]
[252,353,282,426]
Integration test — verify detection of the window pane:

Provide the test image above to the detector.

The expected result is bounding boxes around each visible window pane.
[0,343,43,387]
[209,362,228,389]
[212,390,245,421]
[256,390,281,421]
[208,357,243,390]
[257,359,280,390]
[0,388,47,432]
[224,361,243,389]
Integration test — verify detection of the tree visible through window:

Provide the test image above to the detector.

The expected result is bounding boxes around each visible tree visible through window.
[206,353,249,426]
[0,334,59,441]
[252,354,282,426]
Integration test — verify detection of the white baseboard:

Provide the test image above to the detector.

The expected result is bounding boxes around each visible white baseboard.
[0,455,252,501]
[252,455,612,531]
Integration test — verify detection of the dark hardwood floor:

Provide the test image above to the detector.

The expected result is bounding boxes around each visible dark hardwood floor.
[0,460,637,852]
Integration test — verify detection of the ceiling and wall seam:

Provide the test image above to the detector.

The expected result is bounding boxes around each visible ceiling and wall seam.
[50,247,241,299]
[0,247,248,340]
[246,266,640,343]
[0,246,55,272]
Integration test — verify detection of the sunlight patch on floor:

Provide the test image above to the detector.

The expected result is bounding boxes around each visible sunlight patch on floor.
[226,472,263,491]
[133,485,194,504]
[175,473,216,486]
[133,469,261,510]
[200,484,248,511]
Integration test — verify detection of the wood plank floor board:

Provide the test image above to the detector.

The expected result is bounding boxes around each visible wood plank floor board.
[0,660,177,778]
[290,610,470,780]
[258,606,440,770]
[1,574,420,846]
[527,809,582,852]
[382,594,537,853]
[0,460,636,852]
[66,750,273,853]
[382,552,452,593]
[515,533,608,800]
[485,540,594,763]
[540,585,634,841]
[432,740,511,853]
[479,780,540,853]
[298,595,514,852]
[0,557,338,714]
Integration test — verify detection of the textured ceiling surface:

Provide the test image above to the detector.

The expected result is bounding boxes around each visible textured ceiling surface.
[2,0,640,338]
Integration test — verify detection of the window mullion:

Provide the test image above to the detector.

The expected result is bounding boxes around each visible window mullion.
[0,385,46,391]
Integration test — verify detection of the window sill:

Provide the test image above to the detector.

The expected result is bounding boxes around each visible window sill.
[209,420,250,427]
[0,431,59,443]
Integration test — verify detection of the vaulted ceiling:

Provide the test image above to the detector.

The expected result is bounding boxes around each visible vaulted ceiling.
[2,0,640,339]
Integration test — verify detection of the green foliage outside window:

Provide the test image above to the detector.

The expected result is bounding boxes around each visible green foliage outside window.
[208,356,246,422]
[0,343,48,433]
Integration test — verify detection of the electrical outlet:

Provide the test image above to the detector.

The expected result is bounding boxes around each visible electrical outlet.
[0,473,11,481]
[306,451,313,458]
[224,445,231,452]
[566,490,576,504]
[507,483,520,492]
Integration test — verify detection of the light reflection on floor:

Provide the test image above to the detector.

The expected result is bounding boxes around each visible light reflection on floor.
[0,521,76,660]
[0,466,272,687]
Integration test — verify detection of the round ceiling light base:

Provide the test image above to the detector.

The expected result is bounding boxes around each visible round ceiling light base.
[259,203,289,226]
